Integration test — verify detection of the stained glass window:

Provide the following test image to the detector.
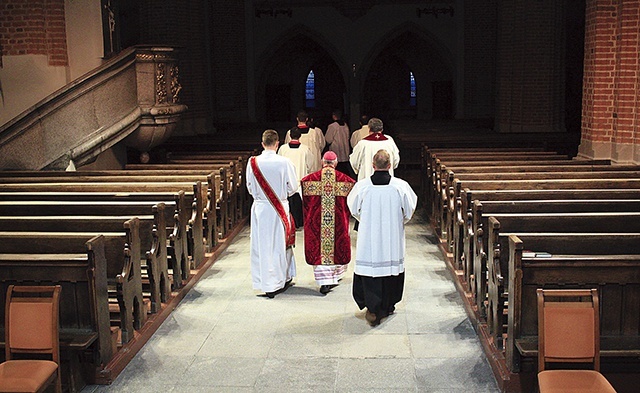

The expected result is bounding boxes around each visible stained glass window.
[410,71,416,107]
[306,70,315,108]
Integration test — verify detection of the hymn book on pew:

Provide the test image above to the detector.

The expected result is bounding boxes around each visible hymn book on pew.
[522,251,552,258]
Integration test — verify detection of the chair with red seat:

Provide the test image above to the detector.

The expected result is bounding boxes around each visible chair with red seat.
[537,288,616,393]
[0,285,62,393]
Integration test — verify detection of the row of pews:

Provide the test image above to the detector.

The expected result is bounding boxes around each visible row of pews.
[0,147,256,392]
[424,147,640,392]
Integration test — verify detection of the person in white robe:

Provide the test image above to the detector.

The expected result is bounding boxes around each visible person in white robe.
[285,110,325,172]
[246,129,298,298]
[278,127,313,227]
[347,149,418,326]
[349,117,400,181]
[324,109,353,178]
[350,114,370,148]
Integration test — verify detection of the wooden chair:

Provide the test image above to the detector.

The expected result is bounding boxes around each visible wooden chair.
[537,288,617,393]
[0,285,62,393]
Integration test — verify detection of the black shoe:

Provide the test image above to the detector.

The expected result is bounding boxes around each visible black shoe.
[320,285,331,295]
[265,291,276,298]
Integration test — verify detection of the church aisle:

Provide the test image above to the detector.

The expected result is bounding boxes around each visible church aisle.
[82,210,499,392]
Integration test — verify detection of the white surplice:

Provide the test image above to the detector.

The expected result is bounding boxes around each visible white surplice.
[246,150,298,293]
[277,142,313,192]
[286,127,325,172]
[350,125,370,148]
[347,177,417,277]
[349,135,400,181]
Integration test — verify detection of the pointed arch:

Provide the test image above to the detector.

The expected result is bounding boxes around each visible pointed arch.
[255,25,349,124]
[358,22,456,120]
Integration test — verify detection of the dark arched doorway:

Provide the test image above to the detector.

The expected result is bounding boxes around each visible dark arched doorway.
[362,30,453,122]
[257,32,346,130]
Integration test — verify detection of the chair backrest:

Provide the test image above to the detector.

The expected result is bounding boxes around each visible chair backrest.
[5,285,61,364]
[537,288,600,371]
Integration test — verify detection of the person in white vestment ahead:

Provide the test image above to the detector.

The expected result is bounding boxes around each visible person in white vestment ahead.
[349,117,400,182]
[347,149,418,326]
[350,114,370,148]
[278,127,313,228]
[285,110,325,172]
[324,109,353,178]
[246,129,298,298]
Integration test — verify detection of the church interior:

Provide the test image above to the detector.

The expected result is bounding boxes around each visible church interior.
[1,0,640,392]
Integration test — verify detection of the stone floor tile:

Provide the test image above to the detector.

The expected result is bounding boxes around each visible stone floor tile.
[335,358,417,390]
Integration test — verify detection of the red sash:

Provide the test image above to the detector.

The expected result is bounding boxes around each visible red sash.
[250,156,296,247]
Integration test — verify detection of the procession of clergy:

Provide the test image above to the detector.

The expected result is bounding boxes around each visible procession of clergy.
[246,111,417,327]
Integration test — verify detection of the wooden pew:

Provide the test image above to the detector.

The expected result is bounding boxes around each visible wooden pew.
[429,159,613,231]
[0,181,205,268]
[0,169,228,248]
[0,190,190,290]
[0,201,174,313]
[0,216,149,345]
[506,235,640,377]
[481,212,640,351]
[444,178,640,258]
[125,164,239,238]
[0,235,112,392]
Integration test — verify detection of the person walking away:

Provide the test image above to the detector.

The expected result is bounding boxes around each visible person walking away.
[347,149,417,325]
[246,129,298,298]
[278,127,313,228]
[349,117,400,181]
[350,114,370,148]
[324,109,352,178]
[285,110,325,172]
[301,151,355,294]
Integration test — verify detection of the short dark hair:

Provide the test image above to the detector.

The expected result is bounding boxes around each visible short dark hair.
[290,127,302,140]
[262,129,279,147]
[296,110,308,122]
[360,115,369,126]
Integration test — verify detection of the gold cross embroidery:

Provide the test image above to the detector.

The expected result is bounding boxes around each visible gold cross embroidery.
[302,167,353,264]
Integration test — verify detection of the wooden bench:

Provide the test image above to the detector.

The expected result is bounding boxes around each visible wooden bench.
[506,235,640,376]
[0,235,112,392]
[443,178,640,256]
[0,181,205,268]
[458,192,640,286]
[0,200,175,312]
[0,216,151,345]
[429,159,615,232]
[0,191,192,292]
[482,213,640,351]
[124,164,241,239]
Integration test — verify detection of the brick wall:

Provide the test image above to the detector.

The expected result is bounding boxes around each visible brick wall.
[495,0,566,133]
[582,0,640,148]
[0,0,68,67]
[463,0,496,119]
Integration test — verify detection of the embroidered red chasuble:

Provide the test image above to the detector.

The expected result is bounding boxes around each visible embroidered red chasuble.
[301,167,355,265]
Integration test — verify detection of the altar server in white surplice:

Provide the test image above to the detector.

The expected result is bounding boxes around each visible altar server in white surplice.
[246,129,298,298]
[347,149,417,326]
[349,117,400,181]
[278,126,313,228]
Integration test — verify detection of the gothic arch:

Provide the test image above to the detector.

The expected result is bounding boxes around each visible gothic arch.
[255,25,349,126]
[358,22,456,121]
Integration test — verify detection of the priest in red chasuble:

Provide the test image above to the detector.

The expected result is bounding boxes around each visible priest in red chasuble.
[301,151,355,295]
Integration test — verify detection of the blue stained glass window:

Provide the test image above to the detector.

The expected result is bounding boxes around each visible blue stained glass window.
[306,70,315,108]
[410,71,416,107]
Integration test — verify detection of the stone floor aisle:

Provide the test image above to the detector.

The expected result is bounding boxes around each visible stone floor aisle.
[82,210,499,392]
